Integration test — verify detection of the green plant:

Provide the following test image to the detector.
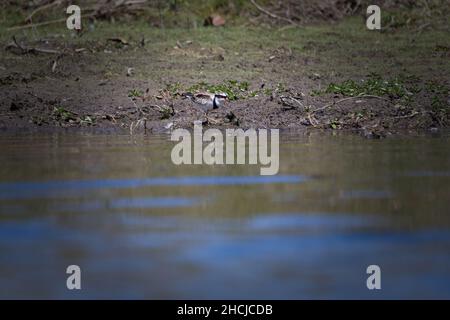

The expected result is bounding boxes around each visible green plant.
[319,74,412,99]
[79,115,95,125]
[52,107,76,122]
[159,106,174,119]
[166,82,182,96]
[276,83,286,92]
[330,119,340,129]
[427,80,449,124]
[128,89,143,98]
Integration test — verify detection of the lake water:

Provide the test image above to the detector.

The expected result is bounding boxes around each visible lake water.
[0,131,449,299]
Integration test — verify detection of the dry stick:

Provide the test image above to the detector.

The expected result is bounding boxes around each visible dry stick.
[250,0,298,26]
[8,35,61,54]
[122,0,148,5]
[289,96,303,106]
[8,13,96,31]
[392,111,420,119]
[11,35,25,51]
[311,95,389,114]
[307,95,389,127]
[308,113,318,128]
[351,0,362,15]
[149,105,168,113]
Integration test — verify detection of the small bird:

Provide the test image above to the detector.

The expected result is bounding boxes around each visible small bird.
[183,92,228,123]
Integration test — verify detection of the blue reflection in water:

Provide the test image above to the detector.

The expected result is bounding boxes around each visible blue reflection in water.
[0,175,307,200]
[247,213,377,230]
[112,197,202,209]
[43,197,204,213]
[1,212,449,299]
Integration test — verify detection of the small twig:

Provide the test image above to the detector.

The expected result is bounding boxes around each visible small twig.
[311,95,389,114]
[51,59,58,73]
[392,111,420,119]
[148,104,165,112]
[308,113,318,127]
[12,35,24,51]
[351,0,362,15]
[123,0,148,5]
[250,0,298,25]
[130,118,147,135]
[289,96,302,105]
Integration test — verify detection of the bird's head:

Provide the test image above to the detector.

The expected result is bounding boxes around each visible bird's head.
[214,92,228,106]
[215,92,228,99]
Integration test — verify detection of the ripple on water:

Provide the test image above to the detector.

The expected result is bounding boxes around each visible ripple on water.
[0,175,309,200]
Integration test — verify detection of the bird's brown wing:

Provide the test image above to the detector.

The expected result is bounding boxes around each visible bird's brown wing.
[194,92,213,99]
[193,92,213,105]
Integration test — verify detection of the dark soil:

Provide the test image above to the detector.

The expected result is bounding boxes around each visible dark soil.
[0,16,449,136]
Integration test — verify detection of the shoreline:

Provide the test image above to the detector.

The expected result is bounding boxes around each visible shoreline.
[0,123,446,139]
[1,21,449,135]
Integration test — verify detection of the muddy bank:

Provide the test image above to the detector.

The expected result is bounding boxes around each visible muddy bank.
[1,70,446,136]
[1,19,449,136]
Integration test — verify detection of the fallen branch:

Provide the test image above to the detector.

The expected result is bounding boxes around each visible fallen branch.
[8,17,67,31]
[250,0,298,25]
[6,36,61,54]
[8,13,96,31]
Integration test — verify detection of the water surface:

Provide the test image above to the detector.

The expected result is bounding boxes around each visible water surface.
[0,131,449,299]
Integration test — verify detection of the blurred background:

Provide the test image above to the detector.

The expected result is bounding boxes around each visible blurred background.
[2,0,449,29]
[0,0,449,300]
